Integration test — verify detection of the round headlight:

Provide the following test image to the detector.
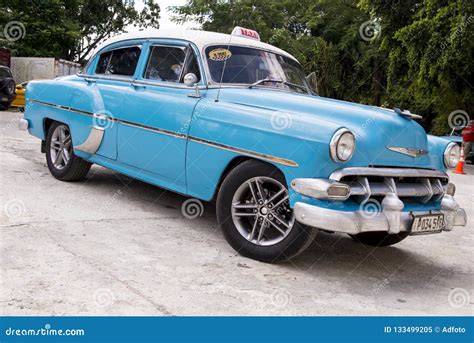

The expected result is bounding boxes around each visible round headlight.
[330,128,356,162]
[444,142,461,169]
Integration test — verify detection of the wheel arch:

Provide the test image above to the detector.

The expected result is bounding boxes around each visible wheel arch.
[211,156,287,201]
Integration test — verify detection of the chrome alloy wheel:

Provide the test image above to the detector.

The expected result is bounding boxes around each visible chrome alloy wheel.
[50,125,72,170]
[231,176,295,246]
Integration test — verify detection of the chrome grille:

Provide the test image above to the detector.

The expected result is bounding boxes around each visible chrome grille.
[329,167,449,204]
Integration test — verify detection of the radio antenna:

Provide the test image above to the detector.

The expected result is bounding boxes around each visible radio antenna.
[216,24,235,103]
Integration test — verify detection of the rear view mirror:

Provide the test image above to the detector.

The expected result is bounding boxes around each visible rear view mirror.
[183,73,198,87]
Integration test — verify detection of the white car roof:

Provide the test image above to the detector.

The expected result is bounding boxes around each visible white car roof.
[92,28,298,62]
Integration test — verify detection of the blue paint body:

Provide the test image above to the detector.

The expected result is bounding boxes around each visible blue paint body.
[23,36,452,213]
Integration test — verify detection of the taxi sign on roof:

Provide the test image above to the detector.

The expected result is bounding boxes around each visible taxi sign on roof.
[231,26,260,41]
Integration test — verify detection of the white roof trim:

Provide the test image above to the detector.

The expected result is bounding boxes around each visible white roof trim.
[91,28,298,62]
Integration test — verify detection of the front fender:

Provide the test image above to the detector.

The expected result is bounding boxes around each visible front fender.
[185,91,341,201]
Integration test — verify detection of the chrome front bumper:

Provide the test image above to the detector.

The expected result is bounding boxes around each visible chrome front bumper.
[292,167,467,235]
[18,118,29,131]
[294,196,467,235]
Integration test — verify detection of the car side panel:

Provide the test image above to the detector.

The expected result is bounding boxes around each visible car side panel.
[24,79,77,139]
[186,90,340,201]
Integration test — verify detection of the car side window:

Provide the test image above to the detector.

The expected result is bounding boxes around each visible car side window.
[95,46,141,76]
[144,46,201,83]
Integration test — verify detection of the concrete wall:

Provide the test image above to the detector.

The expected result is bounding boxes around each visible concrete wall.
[10,57,81,83]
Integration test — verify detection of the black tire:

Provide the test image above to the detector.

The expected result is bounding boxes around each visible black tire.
[351,231,409,247]
[45,122,92,181]
[216,160,316,263]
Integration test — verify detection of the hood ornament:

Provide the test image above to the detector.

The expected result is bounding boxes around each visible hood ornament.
[393,108,423,120]
[387,146,428,157]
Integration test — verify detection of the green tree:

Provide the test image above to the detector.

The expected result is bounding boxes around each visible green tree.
[172,0,473,133]
[172,0,387,104]
[359,0,473,134]
[0,0,160,62]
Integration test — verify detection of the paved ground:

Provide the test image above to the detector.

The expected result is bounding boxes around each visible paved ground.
[1,110,473,316]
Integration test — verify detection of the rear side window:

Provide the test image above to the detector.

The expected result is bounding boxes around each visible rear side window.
[95,46,141,76]
[144,46,201,83]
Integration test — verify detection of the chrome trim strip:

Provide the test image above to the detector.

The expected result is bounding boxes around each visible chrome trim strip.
[119,118,187,139]
[30,99,186,139]
[30,100,298,167]
[188,136,299,167]
[75,126,105,154]
[330,167,448,181]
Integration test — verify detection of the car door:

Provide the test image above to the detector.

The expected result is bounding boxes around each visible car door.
[116,42,204,192]
[71,44,143,160]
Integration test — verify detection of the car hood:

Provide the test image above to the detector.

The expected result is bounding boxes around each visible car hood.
[217,88,444,170]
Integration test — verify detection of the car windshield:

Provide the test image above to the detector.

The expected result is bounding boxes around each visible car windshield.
[205,45,312,94]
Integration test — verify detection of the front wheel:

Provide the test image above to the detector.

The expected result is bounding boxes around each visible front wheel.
[45,122,92,181]
[351,231,409,247]
[216,160,316,263]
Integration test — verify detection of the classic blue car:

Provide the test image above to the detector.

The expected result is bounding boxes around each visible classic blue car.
[19,27,467,263]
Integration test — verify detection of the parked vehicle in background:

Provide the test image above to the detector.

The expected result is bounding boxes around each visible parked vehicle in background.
[441,123,474,164]
[19,28,467,263]
[0,48,11,67]
[11,81,28,111]
[0,66,15,111]
[10,58,81,84]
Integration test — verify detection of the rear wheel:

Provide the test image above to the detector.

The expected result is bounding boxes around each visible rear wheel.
[217,160,316,263]
[45,122,92,181]
[351,231,409,247]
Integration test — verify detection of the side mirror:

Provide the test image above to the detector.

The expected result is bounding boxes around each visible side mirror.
[306,72,318,94]
[183,73,198,87]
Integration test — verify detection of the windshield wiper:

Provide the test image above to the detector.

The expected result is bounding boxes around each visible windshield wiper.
[248,77,309,93]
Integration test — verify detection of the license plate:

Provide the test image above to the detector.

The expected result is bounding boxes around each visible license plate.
[410,213,444,235]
